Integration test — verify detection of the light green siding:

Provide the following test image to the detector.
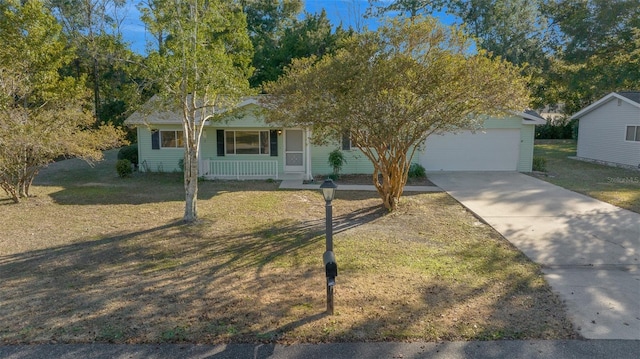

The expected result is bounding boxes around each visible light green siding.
[131,102,537,177]
[311,141,375,176]
[517,124,535,172]
[218,105,278,129]
[483,117,523,129]
[137,125,185,172]
[200,127,285,176]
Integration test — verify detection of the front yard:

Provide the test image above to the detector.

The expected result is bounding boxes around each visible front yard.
[0,150,577,344]
[532,140,640,213]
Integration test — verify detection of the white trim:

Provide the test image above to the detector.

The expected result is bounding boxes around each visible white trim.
[570,92,640,120]
[625,125,640,142]
[159,130,184,148]
[305,128,312,180]
[512,110,547,125]
[283,129,305,172]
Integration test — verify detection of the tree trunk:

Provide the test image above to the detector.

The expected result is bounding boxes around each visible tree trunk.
[93,56,100,120]
[0,181,20,203]
[373,153,408,212]
[183,147,199,223]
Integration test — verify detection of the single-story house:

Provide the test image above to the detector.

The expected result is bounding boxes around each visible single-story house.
[570,92,640,168]
[124,97,546,180]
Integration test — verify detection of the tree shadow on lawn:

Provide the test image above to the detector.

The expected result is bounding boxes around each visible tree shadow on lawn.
[0,204,387,344]
[41,177,428,207]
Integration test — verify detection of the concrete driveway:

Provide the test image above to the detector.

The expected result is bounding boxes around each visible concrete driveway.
[427,172,640,340]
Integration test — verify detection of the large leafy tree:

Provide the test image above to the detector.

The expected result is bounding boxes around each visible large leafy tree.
[371,1,551,107]
[47,0,136,122]
[542,0,640,113]
[0,0,124,203]
[243,0,349,88]
[264,18,529,211]
[141,0,253,222]
[447,0,552,107]
[366,0,444,18]
[242,0,301,87]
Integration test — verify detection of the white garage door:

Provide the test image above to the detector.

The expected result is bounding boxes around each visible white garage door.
[419,129,521,171]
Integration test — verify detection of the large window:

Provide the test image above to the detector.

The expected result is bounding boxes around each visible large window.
[161,130,184,148]
[626,126,640,142]
[225,130,270,155]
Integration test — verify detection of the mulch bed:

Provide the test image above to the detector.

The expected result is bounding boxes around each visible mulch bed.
[311,174,436,187]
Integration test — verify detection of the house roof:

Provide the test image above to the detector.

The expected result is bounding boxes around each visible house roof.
[124,96,262,126]
[617,91,640,104]
[514,109,547,125]
[125,95,546,127]
[569,91,640,120]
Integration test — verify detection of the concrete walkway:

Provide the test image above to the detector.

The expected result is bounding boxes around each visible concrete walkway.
[427,172,640,340]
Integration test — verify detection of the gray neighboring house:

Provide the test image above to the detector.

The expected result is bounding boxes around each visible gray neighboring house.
[570,91,640,168]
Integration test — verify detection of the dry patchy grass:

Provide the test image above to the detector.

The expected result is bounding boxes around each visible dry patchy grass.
[532,140,640,213]
[0,151,578,344]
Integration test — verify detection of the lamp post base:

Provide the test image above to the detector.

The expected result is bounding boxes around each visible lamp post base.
[326,281,334,315]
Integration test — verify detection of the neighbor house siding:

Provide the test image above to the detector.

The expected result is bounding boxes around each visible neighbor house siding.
[517,124,535,172]
[138,125,185,172]
[577,99,640,167]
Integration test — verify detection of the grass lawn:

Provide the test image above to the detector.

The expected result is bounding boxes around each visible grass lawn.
[0,150,577,344]
[532,140,640,213]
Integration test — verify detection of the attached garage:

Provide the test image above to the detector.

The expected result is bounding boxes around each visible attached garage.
[417,112,546,172]
[421,129,521,171]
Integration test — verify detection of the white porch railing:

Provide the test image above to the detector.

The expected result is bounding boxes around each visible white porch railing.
[199,160,278,180]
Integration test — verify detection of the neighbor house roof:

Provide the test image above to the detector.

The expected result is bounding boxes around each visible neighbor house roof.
[569,91,640,120]
[617,91,640,104]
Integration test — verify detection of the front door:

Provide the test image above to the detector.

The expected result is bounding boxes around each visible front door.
[284,129,304,172]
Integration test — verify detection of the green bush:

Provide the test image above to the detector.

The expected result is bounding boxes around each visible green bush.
[328,149,346,178]
[178,159,184,172]
[117,144,138,165]
[532,156,547,172]
[408,163,426,178]
[535,119,578,140]
[116,159,133,178]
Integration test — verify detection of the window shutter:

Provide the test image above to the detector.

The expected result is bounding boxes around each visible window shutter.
[270,130,278,157]
[151,130,160,150]
[216,130,225,156]
[341,132,351,151]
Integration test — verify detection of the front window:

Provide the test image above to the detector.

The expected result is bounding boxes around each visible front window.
[625,126,640,142]
[161,130,184,148]
[225,130,270,155]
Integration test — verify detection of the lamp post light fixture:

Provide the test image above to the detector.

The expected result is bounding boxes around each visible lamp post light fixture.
[320,178,338,315]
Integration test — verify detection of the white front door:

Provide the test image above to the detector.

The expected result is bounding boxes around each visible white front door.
[284,129,305,172]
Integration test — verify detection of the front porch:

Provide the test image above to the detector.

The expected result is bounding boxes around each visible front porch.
[198,159,308,180]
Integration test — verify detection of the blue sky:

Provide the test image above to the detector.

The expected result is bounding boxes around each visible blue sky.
[120,1,456,54]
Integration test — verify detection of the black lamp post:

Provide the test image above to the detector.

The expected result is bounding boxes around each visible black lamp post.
[320,178,338,314]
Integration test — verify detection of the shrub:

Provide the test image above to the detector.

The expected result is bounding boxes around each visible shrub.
[535,119,578,140]
[328,149,346,178]
[178,159,184,172]
[117,144,138,165]
[408,163,426,178]
[532,156,547,172]
[116,159,133,178]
